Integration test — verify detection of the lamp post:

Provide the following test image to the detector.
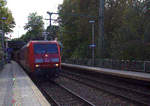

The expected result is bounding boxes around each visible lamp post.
[46,12,59,40]
[46,12,58,40]
[89,20,95,66]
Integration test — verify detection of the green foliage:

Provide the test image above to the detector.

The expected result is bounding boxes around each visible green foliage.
[24,13,44,31]
[58,0,150,60]
[0,0,15,60]
[58,0,98,58]
[20,12,44,42]
[46,25,59,40]
[0,0,15,33]
[109,0,150,60]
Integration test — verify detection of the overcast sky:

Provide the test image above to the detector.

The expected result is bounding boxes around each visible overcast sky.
[6,0,63,38]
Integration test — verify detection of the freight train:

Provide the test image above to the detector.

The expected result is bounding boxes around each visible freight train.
[15,40,61,79]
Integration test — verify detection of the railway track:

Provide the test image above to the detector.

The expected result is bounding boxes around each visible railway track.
[40,81,95,106]
[60,70,150,106]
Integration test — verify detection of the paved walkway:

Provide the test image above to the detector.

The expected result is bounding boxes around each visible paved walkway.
[0,61,50,106]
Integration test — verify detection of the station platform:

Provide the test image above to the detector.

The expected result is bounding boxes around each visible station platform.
[0,61,50,106]
[62,63,150,82]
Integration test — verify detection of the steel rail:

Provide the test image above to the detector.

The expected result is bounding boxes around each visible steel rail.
[63,71,150,96]
[39,85,61,106]
[52,81,95,106]
[61,71,149,106]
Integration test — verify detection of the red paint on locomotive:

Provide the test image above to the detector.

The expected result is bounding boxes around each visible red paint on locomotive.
[17,40,61,78]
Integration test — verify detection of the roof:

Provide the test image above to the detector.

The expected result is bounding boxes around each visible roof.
[29,40,58,44]
[8,41,26,50]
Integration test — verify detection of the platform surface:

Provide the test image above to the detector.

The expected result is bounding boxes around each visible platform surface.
[0,61,50,106]
[62,63,150,82]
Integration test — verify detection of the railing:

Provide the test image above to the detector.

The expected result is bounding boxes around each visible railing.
[62,59,150,73]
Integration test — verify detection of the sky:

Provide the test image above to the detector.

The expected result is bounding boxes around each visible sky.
[6,0,63,39]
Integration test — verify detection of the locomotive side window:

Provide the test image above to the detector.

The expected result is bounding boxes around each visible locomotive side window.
[34,44,58,54]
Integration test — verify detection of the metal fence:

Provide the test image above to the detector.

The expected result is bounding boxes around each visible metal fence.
[62,59,150,73]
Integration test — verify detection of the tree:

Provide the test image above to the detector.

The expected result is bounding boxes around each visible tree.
[0,0,15,60]
[58,0,150,60]
[0,0,15,33]
[20,12,44,42]
[109,0,150,60]
[46,25,59,40]
[58,0,98,58]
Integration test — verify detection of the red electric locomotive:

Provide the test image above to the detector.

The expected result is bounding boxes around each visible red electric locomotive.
[18,40,61,78]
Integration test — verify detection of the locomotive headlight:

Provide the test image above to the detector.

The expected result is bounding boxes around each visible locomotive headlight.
[51,58,59,62]
[54,64,59,67]
[35,64,39,67]
[56,64,59,67]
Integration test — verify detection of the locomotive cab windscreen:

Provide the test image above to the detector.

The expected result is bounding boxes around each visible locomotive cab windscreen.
[33,43,60,65]
[34,44,58,54]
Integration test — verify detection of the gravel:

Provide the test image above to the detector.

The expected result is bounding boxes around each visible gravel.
[56,76,137,106]
[41,82,91,106]
[61,71,150,105]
